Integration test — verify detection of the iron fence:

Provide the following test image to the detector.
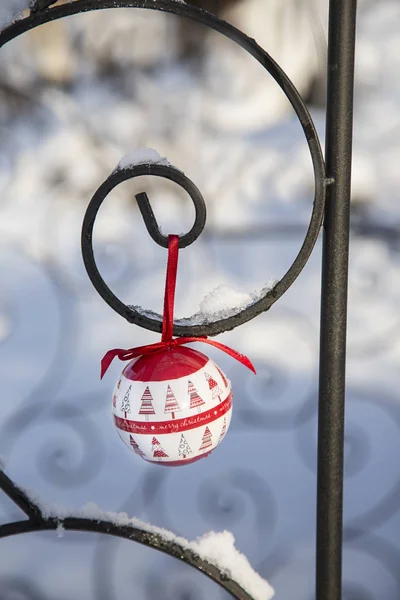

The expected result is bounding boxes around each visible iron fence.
[0,0,357,598]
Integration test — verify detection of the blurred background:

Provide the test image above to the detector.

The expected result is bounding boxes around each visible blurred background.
[1,0,400,598]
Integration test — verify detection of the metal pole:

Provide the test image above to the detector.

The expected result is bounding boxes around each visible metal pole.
[316,1,357,599]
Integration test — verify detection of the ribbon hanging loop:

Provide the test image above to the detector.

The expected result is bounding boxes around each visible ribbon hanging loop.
[101,235,256,378]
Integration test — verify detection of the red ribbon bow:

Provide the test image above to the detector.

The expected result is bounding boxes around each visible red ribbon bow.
[101,235,256,379]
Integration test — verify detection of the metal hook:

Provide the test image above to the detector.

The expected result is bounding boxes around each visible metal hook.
[81,161,208,329]
[134,168,206,249]
[135,191,171,248]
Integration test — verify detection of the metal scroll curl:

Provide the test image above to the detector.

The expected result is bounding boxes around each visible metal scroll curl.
[0,0,326,338]
[0,1,326,598]
[81,162,208,330]
[0,471,255,600]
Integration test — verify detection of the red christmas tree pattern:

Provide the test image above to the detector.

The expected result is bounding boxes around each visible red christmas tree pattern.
[120,384,132,418]
[205,372,223,403]
[151,436,169,459]
[216,365,229,388]
[188,380,206,412]
[164,385,181,419]
[199,426,213,451]
[139,386,155,421]
[217,417,227,445]
[130,435,145,457]
[178,434,193,459]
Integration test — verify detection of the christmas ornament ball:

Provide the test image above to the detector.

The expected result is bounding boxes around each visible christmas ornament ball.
[112,346,232,466]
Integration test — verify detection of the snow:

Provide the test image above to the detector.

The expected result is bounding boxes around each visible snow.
[21,489,189,540]
[129,305,163,322]
[190,531,274,600]
[0,0,29,29]
[56,522,65,539]
[188,283,277,324]
[22,491,274,600]
[198,286,258,321]
[132,282,278,326]
[116,148,172,170]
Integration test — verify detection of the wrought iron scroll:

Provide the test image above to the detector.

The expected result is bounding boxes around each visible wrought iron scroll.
[0,0,326,339]
[0,1,357,599]
[0,469,255,600]
[81,162,208,330]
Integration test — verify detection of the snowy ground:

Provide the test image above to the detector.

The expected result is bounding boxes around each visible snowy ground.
[1,1,400,599]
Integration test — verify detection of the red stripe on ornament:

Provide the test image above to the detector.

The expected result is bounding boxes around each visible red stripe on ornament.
[114,392,232,435]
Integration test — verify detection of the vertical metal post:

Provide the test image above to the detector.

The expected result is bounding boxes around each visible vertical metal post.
[316,1,357,599]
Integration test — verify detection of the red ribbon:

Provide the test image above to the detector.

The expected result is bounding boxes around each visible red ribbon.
[101,234,256,379]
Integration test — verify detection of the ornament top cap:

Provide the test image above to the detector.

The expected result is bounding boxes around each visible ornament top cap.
[123,346,209,382]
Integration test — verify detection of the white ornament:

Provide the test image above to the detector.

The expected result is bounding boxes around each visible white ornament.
[112,347,232,466]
